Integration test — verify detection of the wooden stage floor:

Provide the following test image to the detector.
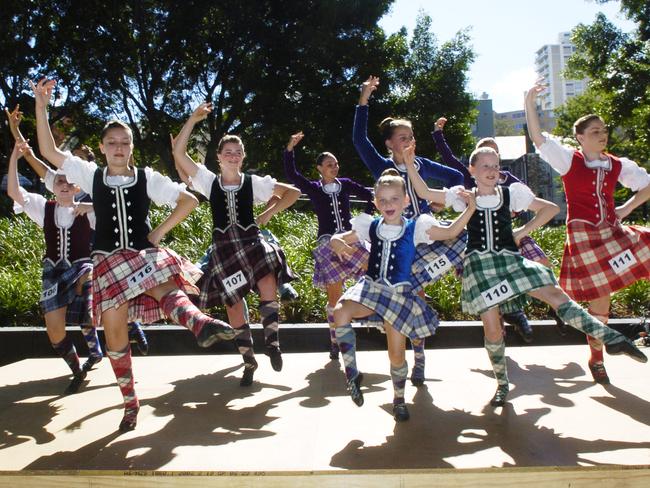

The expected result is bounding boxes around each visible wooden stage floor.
[1,345,649,483]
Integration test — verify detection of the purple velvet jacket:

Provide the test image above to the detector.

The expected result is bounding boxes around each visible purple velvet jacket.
[284,149,374,238]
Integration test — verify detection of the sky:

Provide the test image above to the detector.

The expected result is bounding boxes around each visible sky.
[379,0,636,113]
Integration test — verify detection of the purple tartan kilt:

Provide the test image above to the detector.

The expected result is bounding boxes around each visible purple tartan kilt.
[93,247,202,325]
[518,235,549,262]
[410,231,467,292]
[40,259,93,321]
[312,236,369,289]
[196,225,295,308]
[342,277,439,340]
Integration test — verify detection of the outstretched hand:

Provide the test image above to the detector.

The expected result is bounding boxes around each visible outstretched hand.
[29,78,56,106]
[190,102,213,122]
[434,117,447,131]
[526,81,546,102]
[286,131,304,151]
[5,105,23,132]
[359,76,379,105]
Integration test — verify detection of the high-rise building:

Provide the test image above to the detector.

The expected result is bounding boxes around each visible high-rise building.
[534,32,589,112]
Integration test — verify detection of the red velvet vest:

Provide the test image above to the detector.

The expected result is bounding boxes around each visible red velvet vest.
[43,201,92,263]
[562,151,621,226]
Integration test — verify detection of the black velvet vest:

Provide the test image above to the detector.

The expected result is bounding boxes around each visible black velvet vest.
[43,201,92,263]
[92,167,152,254]
[209,173,256,234]
[466,186,518,255]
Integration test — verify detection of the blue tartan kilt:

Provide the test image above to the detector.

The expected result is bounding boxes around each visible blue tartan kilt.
[40,259,93,325]
[341,277,439,340]
[410,230,467,292]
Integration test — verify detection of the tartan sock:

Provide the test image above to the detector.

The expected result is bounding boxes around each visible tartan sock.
[234,323,256,368]
[52,335,81,375]
[80,326,103,359]
[159,289,215,337]
[484,337,508,386]
[391,361,408,406]
[326,305,338,349]
[107,346,139,422]
[556,301,623,345]
[587,312,607,363]
[260,300,280,349]
[410,338,425,380]
[335,324,358,381]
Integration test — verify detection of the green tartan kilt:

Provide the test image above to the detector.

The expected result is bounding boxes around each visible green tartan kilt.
[461,251,557,315]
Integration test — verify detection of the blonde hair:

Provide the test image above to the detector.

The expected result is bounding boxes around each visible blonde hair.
[374,168,406,194]
[469,147,499,166]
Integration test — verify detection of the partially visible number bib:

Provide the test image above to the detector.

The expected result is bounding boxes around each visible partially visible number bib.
[127,263,155,287]
[481,280,514,307]
[40,283,58,302]
[425,255,453,280]
[608,249,637,275]
[223,270,247,294]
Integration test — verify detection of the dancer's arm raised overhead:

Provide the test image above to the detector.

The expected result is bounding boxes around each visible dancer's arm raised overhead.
[172,102,212,179]
[30,79,67,168]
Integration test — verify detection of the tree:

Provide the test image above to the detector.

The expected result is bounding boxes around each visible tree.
[383,11,476,169]
[564,3,650,162]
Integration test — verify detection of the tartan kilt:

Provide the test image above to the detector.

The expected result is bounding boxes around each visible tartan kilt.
[411,230,467,292]
[341,277,439,340]
[66,279,92,326]
[92,247,201,326]
[560,220,650,301]
[518,235,549,263]
[312,236,369,289]
[196,226,295,308]
[40,259,93,324]
[461,251,557,315]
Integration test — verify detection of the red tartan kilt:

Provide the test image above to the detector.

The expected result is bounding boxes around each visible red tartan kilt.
[92,247,202,325]
[560,220,650,301]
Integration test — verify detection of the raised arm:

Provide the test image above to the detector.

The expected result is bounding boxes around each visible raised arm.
[6,142,27,206]
[353,76,389,179]
[525,83,546,148]
[256,182,301,227]
[172,102,212,179]
[512,197,560,245]
[30,79,67,167]
[432,117,473,187]
[5,105,51,179]
[283,131,315,192]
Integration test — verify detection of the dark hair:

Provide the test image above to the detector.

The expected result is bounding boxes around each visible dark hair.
[374,168,406,194]
[316,152,336,166]
[469,147,499,166]
[378,117,412,141]
[572,114,605,136]
[100,120,133,141]
[217,134,245,154]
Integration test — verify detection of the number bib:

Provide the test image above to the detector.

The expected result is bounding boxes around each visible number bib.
[223,270,247,294]
[608,249,637,275]
[425,255,453,280]
[481,279,514,308]
[127,263,155,287]
[40,283,58,302]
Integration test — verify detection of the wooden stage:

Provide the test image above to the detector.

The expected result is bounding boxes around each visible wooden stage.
[1,345,649,486]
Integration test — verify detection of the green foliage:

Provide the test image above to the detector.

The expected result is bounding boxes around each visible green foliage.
[2,206,649,326]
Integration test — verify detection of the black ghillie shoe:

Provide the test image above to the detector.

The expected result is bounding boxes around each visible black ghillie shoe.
[588,361,610,384]
[81,355,102,373]
[266,346,283,372]
[347,373,364,407]
[196,320,238,348]
[606,339,648,363]
[392,403,410,422]
[490,384,509,407]
[240,359,258,387]
[503,311,533,344]
[64,370,87,395]
[118,407,139,433]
